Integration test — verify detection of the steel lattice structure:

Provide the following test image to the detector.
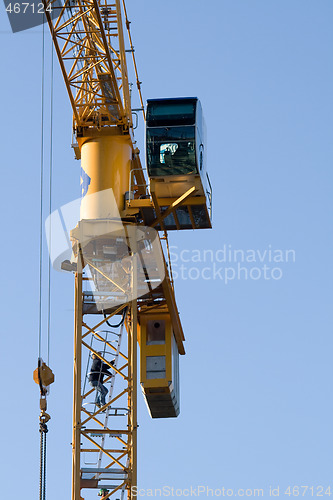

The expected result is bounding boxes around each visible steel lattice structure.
[40,2,196,499]
[43,0,131,130]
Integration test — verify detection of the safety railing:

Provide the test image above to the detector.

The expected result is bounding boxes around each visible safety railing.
[128,167,150,201]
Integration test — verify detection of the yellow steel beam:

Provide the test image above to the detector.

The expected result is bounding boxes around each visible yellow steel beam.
[43,0,131,130]
[150,186,197,228]
[151,190,165,232]
[72,248,83,500]
[71,253,137,499]
[81,304,127,338]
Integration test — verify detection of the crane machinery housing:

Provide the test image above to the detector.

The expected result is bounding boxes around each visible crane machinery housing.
[37,1,212,499]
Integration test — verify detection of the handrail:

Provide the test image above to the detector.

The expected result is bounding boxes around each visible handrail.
[128,167,150,198]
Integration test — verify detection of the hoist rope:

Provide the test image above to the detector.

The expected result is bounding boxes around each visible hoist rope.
[38,13,54,365]
[38,15,45,361]
[37,16,54,500]
[39,421,48,500]
[43,428,47,500]
[39,429,44,500]
[46,39,54,366]
[38,19,47,500]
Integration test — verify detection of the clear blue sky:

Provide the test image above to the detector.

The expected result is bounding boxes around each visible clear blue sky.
[1,1,333,498]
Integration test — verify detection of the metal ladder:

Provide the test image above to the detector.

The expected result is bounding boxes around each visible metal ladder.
[82,321,128,498]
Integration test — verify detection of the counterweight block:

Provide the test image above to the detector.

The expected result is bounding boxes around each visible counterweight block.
[139,308,180,418]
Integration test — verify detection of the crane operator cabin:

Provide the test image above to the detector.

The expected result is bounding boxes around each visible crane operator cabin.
[146,97,212,230]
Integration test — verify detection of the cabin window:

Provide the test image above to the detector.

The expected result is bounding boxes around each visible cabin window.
[160,143,178,163]
[146,320,166,345]
[147,101,196,126]
[147,126,197,177]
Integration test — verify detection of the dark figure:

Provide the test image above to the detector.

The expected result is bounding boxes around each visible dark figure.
[172,142,193,174]
[88,353,114,407]
[163,148,173,167]
[98,489,110,498]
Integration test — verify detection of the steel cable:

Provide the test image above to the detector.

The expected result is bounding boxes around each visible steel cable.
[43,430,47,500]
[38,12,45,361]
[39,430,44,500]
[38,16,51,500]
[47,36,54,366]
[39,424,48,500]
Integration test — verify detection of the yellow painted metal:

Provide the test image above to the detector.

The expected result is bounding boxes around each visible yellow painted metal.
[69,226,141,499]
[128,246,138,493]
[42,0,131,130]
[150,186,197,228]
[149,174,203,199]
[79,134,132,218]
[125,177,212,231]
[33,362,55,388]
[129,195,208,209]
[72,249,83,500]
[150,191,165,232]
[72,293,137,499]
[140,311,172,388]
[40,0,196,491]
[139,309,180,418]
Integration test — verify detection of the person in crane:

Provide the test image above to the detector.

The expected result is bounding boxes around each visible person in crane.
[89,353,114,407]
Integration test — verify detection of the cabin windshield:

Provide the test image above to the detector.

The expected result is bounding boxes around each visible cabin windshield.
[147,126,197,177]
[147,101,196,126]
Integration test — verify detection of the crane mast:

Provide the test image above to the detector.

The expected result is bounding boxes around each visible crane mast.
[41,1,212,499]
[41,1,184,499]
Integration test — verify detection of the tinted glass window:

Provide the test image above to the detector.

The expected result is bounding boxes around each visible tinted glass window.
[146,320,166,345]
[147,126,197,177]
[147,101,196,126]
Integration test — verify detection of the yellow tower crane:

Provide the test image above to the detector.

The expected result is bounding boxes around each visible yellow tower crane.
[39,1,212,499]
